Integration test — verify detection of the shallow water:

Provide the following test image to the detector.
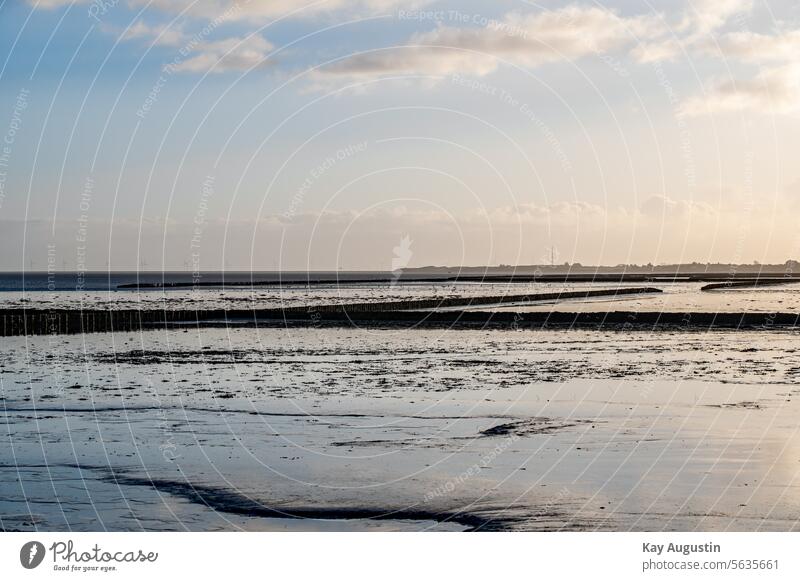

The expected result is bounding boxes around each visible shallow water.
[4,279,799,314]
[2,324,800,531]
[0,281,592,311]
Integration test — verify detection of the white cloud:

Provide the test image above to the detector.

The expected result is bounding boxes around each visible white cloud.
[631,38,682,63]
[681,64,800,116]
[424,7,658,65]
[481,201,608,225]
[29,0,89,7]
[119,20,187,47]
[629,1,752,63]
[315,6,662,82]
[127,0,429,22]
[316,47,498,81]
[166,35,274,73]
[32,0,431,19]
[684,25,800,116]
[630,0,752,63]
[710,29,800,63]
[640,194,716,217]
[680,0,753,37]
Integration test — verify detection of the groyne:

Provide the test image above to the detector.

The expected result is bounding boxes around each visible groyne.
[278,287,661,314]
[701,279,800,291]
[1,287,657,336]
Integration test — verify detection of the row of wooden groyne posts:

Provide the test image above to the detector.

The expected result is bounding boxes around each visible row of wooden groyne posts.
[2,287,799,336]
[2,288,647,336]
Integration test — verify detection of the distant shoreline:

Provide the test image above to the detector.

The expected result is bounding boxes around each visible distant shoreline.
[1,260,798,276]
[117,272,800,289]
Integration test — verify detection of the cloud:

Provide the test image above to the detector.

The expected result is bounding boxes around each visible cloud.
[685,25,800,116]
[681,64,800,116]
[640,195,716,217]
[314,6,662,83]
[32,0,432,20]
[709,29,800,63]
[481,201,608,225]
[119,20,187,47]
[631,1,753,63]
[631,38,682,63]
[28,0,89,7]
[680,0,752,37]
[127,0,429,22]
[316,47,498,81]
[166,35,274,73]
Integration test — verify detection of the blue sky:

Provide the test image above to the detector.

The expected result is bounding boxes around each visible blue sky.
[2,0,800,269]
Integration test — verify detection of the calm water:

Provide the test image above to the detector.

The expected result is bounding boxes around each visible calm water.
[0,271,398,292]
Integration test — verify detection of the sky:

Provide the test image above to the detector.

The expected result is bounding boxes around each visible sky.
[1,0,800,270]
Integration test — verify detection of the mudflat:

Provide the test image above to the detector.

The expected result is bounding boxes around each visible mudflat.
[2,325,798,531]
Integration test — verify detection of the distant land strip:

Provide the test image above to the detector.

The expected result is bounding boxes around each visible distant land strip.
[116,271,800,288]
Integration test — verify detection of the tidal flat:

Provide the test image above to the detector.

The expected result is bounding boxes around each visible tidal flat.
[3,323,800,531]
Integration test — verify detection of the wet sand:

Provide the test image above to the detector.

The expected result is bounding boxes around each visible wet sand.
[3,326,800,531]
